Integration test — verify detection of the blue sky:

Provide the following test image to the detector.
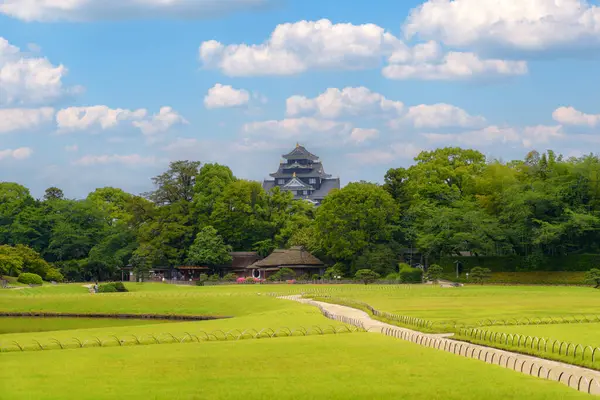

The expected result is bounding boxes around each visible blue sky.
[1,0,600,198]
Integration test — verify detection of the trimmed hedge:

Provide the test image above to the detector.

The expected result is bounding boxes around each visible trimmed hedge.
[98,282,128,293]
[398,265,423,283]
[45,268,64,282]
[17,272,43,285]
[437,254,600,273]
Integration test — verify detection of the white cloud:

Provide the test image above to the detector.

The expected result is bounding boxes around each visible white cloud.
[0,37,77,105]
[200,19,399,76]
[56,105,147,132]
[65,144,78,152]
[347,143,421,165]
[204,84,250,109]
[286,87,404,119]
[132,106,187,136]
[399,103,487,129]
[243,117,352,140]
[421,125,564,148]
[349,128,379,144]
[0,147,33,160]
[403,0,600,52]
[553,106,600,127]
[73,154,158,166]
[383,51,527,80]
[0,107,54,133]
[0,0,274,22]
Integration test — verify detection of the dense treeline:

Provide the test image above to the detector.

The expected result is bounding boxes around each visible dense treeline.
[2,147,600,281]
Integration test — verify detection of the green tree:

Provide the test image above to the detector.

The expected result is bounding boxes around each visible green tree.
[146,160,201,205]
[0,253,23,276]
[470,267,491,284]
[352,244,398,276]
[193,163,236,223]
[584,268,600,288]
[315,182,398,264]
[355,269,380,285]
[426,264,444,282]
[43,187,64,201]
[186,226,232,273]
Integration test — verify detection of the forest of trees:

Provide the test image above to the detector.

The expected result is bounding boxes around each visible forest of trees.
[2,147,600,281]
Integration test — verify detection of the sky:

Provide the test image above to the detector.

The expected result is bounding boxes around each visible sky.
[1,0,600,199]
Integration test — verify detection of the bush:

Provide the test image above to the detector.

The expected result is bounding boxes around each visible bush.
[398,265,423,283]
[584,268,600,288]
[208,274,220,282]
[195,273,209,286]
[355,269,380,285]
[45,268,64,283]
[98,283,118,293]
[311,274,320,281]
[298,274,309,281]
[384,272,399,281]
[470,267,492,284]
[426,264,443,282]
[113,282,128,292]
[245,276,256,284]
[222,273,237,282]
[17,272,43,285]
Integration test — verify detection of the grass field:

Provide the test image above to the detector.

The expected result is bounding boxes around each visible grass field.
[1,282,599,398]
[0,334,590,400]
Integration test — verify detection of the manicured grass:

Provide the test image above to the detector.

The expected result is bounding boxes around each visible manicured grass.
[441,272,587,285]
[486,323,600,348]
[0,317,175,334]
[317,285,600,326]
[0,334,590,400]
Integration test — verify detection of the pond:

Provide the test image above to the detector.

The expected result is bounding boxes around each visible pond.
[0,317,176,334]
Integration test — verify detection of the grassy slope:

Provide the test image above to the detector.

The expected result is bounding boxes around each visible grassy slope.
[0,334,590,400]
[325,285,600,325]
[0,317,174,334]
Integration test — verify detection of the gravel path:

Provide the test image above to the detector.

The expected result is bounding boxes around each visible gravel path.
[280,295,600,396]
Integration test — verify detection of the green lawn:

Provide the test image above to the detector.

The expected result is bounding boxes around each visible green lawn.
[316,285,600,325]
[484,323,600,348]
[0,317,174,334]
[0,334,590,400]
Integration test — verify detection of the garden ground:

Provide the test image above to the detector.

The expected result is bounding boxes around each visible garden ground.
[0,282,599,398]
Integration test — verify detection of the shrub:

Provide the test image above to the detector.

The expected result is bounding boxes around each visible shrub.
[98,283,118,293]
[113,282,128,292]
[384,272,399,281]
[584,268,600,288]
[245,276,256,284]
[208,274,220,282]
[195,273,209,286]
[236,277,246,283]
[355,269,380,285]
[45,268,64,283]
[311,274,320,281]
[470,267,492,284]
[398,265,423,283]
[298,274,309,281]
[426,264,443,282]
[17,272,43,285]
[223,273,237,282]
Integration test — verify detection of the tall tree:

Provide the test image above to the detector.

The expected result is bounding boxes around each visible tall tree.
[146,161,201,205]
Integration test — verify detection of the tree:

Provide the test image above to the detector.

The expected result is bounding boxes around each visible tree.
[43,187,64,201]
[193,163,235,222]
[355,269,380,285]
[584,268,600,288]
[146,161,201,205]
[186,226,232,273]
[0,253,23,276]
[426,264,444,282]
[0,183,34,244]
[352,244,398,276]
[470,267,491,284]
[315,182,398,264]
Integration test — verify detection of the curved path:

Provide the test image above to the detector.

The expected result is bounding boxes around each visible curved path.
[280,295,600,396]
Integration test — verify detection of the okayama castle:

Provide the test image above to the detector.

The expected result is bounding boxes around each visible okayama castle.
[262,144,341,205]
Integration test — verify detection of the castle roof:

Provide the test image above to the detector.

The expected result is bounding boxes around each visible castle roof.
[283,144,319,161]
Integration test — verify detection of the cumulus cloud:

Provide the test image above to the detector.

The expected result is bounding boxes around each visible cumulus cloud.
[349,128,379,144]
[0,37,78,105]
[383,51,527,80]
[399,103,487,129]
[286,87,403,119]
[0,0,274,22]
[347,143,421,165]
[56,105,186,137]
[73,154,159,166]
[243,117,352,140]
[204,84,250,109]
[0,107,55,134]
[422,125,564,148]
[403,0,600,52]
[553,106,600,127]
[0,147,33,160]
[198,20,527,80]
[132,106,187,136]
[200,19,401,76]
[56,105,147,132]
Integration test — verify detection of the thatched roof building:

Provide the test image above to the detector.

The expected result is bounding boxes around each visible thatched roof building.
[247,246,325,279]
